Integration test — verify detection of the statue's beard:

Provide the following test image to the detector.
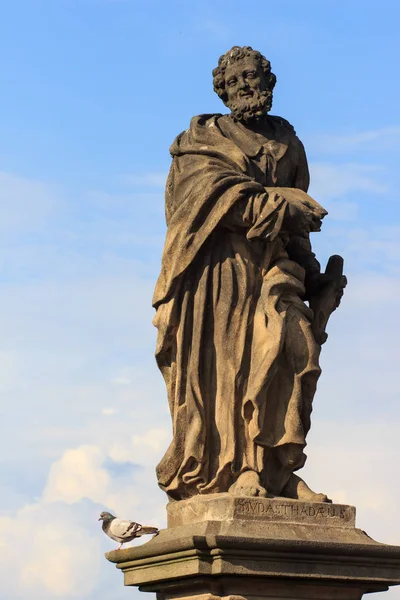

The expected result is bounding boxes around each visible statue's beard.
[228,89,273,123]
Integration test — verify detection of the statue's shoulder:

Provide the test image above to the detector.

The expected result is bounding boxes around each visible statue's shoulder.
[268,115,307,153]
[268,115,297,136]
[191,113,223,127]
[185,114,223,138]
[170,114,223,155]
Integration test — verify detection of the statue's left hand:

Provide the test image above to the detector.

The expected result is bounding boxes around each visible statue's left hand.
[309,255,347,345]
[308,271,347,307]
[278,188,328,238]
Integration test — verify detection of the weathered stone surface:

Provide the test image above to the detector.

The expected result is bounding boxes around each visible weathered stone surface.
[153,45,346,502]
[167,494,355,529]
[140,577,389,600]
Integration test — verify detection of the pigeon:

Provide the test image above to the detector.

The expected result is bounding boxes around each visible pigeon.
[98,511,159,550]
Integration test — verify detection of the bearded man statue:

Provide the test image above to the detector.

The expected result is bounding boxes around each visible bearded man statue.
[153,46,345,502]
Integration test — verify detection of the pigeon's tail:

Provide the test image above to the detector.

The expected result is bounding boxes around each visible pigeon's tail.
[137,526,159,537]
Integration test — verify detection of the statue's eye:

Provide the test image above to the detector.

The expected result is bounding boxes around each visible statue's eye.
[227,78,237,86]
[246,72,256,79]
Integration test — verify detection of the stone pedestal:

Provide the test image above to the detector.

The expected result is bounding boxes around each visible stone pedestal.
[106,495,400,599]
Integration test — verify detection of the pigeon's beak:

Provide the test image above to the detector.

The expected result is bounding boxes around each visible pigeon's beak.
[98,517,102,521]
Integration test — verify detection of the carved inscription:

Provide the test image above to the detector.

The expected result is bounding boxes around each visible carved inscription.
[236,499,348,520]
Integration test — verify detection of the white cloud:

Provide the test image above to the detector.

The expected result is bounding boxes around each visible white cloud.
[0,502,102,598]
[41,432,167,524]
[43,446,111,505]
[309,162,388,219]
[307,126,400,154]
[20,519,100,598]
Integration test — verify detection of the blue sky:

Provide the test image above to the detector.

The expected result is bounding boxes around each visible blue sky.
[0,1,400,598]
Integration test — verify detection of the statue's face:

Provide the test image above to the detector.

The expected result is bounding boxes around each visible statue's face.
[224,56,267,109]
[222,56,271,123]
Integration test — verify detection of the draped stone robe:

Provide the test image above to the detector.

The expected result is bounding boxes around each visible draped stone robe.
[153,113,323,500]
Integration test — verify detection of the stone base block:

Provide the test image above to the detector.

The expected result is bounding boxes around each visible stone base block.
[106,495,400,599]
[142,576,388,600]
[167,493,356,532]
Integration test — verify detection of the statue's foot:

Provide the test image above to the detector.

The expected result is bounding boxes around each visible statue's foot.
[229,470,267,497]
[283,474,332,503]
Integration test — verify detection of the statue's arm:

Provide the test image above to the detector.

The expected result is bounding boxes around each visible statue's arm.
[222,182,329,246]
[221,190,287,242]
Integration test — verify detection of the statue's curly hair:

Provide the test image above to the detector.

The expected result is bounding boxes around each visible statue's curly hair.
[212,46,276,105]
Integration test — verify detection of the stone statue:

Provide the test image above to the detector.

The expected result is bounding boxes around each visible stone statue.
[153,46,346,503]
